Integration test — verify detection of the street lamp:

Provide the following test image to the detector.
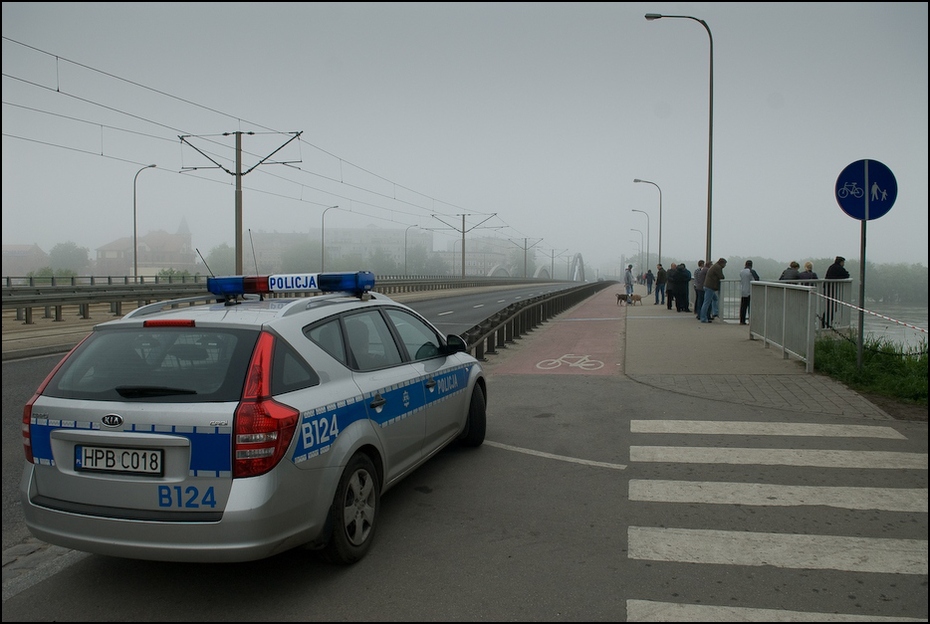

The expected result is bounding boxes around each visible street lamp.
[644,12,713,263]
[320,205,339,271]
[633,178,662,265]
[132,164,156,280]
[404,224,418,276]
[632,208,650,269]
[629,240,641,277]
[631,229,644,274]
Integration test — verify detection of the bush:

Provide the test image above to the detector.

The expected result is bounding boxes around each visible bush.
[814,335,928,405]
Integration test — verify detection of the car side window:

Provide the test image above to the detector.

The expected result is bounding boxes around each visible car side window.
[305,319,347,365]
[272,339,320,393]
[342,310,403,371]
[384,308,442,361]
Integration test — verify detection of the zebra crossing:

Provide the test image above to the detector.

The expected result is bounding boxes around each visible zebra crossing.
[624,419,928,622]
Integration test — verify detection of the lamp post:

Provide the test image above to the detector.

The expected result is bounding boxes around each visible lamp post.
[629,240,641,278]
[320,205,339,271]
[132,164,156,280]
[633,178,662,265]
[631,208,650,269]
[404,224,418,276]
[644,12,713,263]
[631,229,644,275]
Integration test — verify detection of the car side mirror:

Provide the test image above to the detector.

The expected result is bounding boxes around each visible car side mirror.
[442,334,469,355]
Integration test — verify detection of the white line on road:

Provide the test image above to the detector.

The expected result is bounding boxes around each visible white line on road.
[625,599,928,622]
[629,479,928,512]
[630,420,907,439]
[628,526,928,574]
[483,440,626,470]
[630,446,928,469]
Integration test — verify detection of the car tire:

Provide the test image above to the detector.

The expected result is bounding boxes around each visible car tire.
[457,387,486,448]
[320,452,380,565]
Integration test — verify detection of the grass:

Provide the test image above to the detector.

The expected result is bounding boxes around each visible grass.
[814,334,928,408]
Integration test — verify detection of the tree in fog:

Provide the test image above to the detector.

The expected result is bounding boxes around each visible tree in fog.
[507,246,538,278]
[329,252,366,273]
[280,240,321,273]
[404,243,441,275]
[48,241,90,274]
[204,243,235,276]
[364,247,400,276]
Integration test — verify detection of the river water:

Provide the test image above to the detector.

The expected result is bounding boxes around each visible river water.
[861,304,928,351]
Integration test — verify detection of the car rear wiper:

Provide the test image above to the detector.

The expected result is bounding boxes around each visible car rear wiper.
[115,386,198,398]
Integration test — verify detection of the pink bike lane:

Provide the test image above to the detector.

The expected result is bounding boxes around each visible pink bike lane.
[485,287,627,376]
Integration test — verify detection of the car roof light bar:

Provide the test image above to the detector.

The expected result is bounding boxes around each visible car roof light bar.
[207,271,375,298]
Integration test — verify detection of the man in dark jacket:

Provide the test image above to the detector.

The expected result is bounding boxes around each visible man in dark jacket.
[825,256,850,280]
[654,264,667,305]
[700,258,727,322]
[666,263,678,310]
[675,262,692,312]
[823,256,850,327]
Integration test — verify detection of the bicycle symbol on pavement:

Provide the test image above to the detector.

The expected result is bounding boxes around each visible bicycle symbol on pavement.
[836,181,864,199]
[535,353,604,370]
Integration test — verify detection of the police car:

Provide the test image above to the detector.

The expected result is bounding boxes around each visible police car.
[20,270,487,564]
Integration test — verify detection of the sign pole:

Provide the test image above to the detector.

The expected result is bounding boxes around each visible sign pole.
[858,161,869,370]
[835,158,897,372]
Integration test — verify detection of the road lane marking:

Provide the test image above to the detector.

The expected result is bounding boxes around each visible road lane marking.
[630,446,928,469]
[628,527,928,574]
[629,479,928,512]
[631,420,906,439]
[625,599,928,622]
[484,440,626,470]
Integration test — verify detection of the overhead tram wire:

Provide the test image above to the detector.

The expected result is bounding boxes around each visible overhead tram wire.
[3,36,475,222]
[2,37,531,251]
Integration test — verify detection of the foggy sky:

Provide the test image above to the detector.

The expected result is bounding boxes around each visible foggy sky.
[2,2,928,276]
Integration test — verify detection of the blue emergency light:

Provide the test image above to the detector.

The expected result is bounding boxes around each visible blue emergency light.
[208,271,375,298]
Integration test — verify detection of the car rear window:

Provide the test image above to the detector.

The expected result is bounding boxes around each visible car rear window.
[43,327,260,402]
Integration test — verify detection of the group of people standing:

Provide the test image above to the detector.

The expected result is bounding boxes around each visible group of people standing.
[652,261,690,311]
[644,255,850,327]
[651,258,729,323]
[778,260,819,282]
[652,255,850,327]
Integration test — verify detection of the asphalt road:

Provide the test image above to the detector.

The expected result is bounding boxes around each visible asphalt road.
[3,285,927,621]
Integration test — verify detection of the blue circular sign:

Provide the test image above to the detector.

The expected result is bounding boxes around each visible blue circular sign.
[835,159,897,221]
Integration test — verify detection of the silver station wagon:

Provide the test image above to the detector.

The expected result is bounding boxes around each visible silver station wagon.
[20,271,487,564]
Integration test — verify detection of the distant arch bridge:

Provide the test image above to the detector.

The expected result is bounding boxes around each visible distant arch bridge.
[486,253,586,281]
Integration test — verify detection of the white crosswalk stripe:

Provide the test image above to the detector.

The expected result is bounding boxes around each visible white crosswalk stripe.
[625,419,928,622]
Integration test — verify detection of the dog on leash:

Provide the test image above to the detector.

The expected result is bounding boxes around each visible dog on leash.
[629,294,642,305]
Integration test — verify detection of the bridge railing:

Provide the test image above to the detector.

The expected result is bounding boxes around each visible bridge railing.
[725,278,854,372]
[2,275,612,362]
[1,275,542,322]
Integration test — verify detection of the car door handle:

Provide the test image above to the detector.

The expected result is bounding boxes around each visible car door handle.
[424,378,436,389]
[369,393,386,409]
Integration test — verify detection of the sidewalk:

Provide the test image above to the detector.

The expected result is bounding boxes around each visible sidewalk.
[1,287,891,419]
[481,284,891,419]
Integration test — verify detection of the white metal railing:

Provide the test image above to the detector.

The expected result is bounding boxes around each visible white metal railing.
[736,279,854,372]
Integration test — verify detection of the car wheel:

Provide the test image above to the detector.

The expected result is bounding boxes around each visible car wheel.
[321,452,380,565]
[457,387,486,447]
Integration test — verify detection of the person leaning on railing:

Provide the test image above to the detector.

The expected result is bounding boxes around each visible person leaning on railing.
[822,256,850,328]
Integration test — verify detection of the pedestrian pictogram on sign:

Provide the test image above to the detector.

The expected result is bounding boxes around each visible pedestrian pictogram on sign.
[835,159,897,221]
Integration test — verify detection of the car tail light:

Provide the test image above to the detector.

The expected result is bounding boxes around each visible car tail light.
[22,340,86,463]
[233,331,299,478]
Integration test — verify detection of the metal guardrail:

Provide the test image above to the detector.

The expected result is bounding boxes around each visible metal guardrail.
[2,275,613,361]
[1,275,540,323]
[460,281,612,359]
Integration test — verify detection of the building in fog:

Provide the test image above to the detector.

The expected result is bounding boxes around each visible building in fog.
[1,244,49,276]
[95,218,197,276]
